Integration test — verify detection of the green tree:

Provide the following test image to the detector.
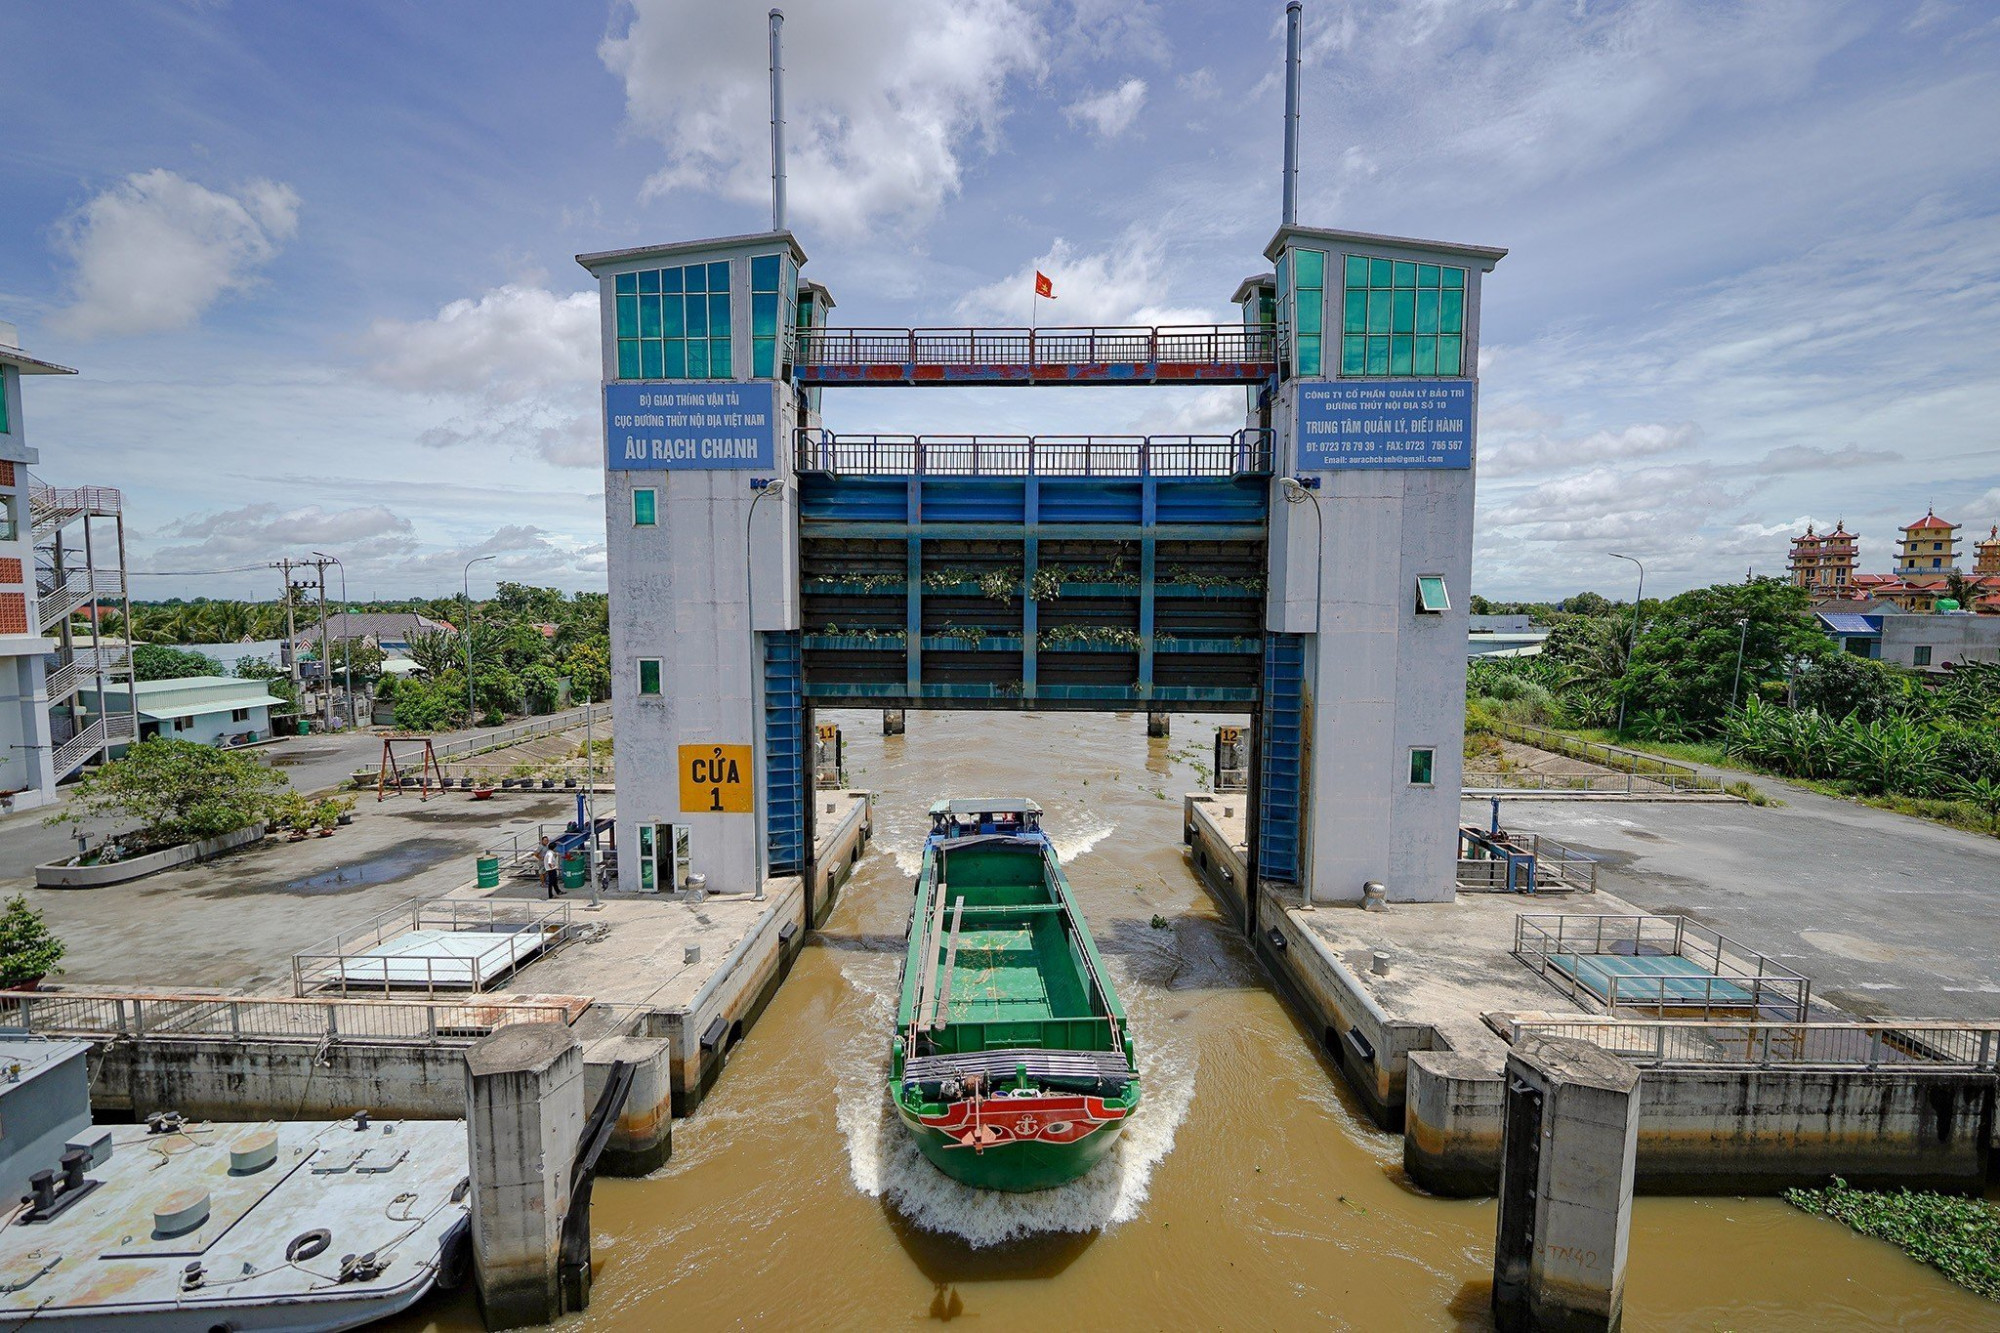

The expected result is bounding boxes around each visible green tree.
[133,644,224,680]
[1618,579,1828,730]
[563,639,611,703]
[1793,653,1909,725]
[404,627,463,677]
[1560,590,1614,617]
[48,737,289,850]
[235,657,298,710]
[521,663,565,714]
[393,672,469,731]
[0,895,65,987]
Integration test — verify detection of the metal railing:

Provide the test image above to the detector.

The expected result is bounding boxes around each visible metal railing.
[796,324,1278,373]
[0,988,575,1044]
[1484,721,1724,792]
[1511,1017,2000,1071]
[1456,830,1597,894]
[1513,913,1810,1021]
[293,896,573,997]
[797,428,1274,478]
[36,568,124,635]
[49,712,137,781]
[44,647,134,705]
[28,481,122,537]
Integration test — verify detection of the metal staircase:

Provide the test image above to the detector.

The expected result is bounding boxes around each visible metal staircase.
[28,474,135,782]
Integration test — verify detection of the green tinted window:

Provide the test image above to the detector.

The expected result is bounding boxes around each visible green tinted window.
[1341,256,1467,376]
[633,488,657,527]
[613,260,734,380]
[1289,247,1324,378]
[638,658,663,696]
[1408,748,1435,786]
[750,252,791,379]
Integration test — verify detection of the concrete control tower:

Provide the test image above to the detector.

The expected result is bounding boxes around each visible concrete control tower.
[580,6,1502,912]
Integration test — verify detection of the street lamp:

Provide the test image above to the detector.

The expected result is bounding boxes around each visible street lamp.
[1608,552,1645,739]
[745,476,788,903]
[312,551,351,728]
[1279,476,1322,633]
[463,555,498,726]
[1728,616,1752,713]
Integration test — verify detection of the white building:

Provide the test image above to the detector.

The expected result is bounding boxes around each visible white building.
[0,321,136,813]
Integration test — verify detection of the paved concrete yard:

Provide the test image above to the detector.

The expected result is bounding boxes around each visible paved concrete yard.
[13,794,575,995]
[1474,789,2000,1020]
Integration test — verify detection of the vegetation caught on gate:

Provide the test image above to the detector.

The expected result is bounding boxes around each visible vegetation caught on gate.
[1786,1177,2000,1300]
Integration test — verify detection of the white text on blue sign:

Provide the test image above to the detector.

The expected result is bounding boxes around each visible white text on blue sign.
[1297,380,1474,470]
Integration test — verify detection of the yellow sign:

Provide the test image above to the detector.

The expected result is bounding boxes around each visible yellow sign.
[1218,726,1242,744]
[816,723,839,742]
[679,744,754,814]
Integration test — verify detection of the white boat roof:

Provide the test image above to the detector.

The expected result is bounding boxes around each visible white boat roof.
[0,1117,468,1324]
[931,798,1042,817]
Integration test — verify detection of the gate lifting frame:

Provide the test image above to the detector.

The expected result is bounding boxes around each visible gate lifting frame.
[796,429,1274,478]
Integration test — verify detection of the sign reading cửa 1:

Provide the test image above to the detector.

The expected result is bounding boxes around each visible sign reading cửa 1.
[1296,379,1473,470]
[679,744,754,814]
[605,381,777,470]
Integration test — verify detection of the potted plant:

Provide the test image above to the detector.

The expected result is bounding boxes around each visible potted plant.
[0,895,67,990]
[274,791,316,841]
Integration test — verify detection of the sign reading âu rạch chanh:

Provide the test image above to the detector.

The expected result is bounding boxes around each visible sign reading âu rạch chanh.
[604,381,776,470]
[1297,379,1473,470]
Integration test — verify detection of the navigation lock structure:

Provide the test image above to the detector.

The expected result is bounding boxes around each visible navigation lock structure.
[581,4,1503,920]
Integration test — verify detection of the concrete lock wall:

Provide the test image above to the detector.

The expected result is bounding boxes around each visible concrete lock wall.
[594,240,801,900]
[643,876,808,1116]
[1405,1054,1998,1198]
[87,1037,470,1121]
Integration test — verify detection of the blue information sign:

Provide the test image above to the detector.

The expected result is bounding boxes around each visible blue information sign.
[1297,379,1474,470]
[604,381,777,470]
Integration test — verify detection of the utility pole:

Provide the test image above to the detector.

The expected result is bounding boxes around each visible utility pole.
[584,694,600,908]
[314,558,333,731]
[275,558,300,728]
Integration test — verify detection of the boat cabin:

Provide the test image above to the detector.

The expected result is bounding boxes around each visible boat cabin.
[929,797,1043,839]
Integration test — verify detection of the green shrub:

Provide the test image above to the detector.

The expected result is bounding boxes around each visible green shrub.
[0,896,65,986]
[47,737,288,851]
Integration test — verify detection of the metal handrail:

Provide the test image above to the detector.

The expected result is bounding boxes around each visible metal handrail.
[1512,1017,2000,1071]
[796,323,1279,370]
[797,428,1274,478]
[0,988,575,1043]
[1512,913,1809,1022]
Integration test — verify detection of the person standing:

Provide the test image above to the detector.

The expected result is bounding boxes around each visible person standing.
[542,839,563,897]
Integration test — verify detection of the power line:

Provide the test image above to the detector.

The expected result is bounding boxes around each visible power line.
[126,563,275,577]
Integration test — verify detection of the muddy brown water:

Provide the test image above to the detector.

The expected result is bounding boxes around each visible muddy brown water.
[394,711,1997,1330]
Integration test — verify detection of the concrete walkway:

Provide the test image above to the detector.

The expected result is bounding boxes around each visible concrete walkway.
[1469,775,2000,1020]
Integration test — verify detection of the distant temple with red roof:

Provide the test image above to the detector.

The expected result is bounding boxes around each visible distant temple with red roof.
[1791,509,2000,614]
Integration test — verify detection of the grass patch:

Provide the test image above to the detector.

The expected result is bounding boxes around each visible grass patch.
[1786,1177,2000,1300]
[1724,779,1778,807]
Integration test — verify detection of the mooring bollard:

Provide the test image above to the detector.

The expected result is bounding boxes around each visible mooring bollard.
[882,708,906,736]
[1147,711,1170,738]
[465,1023,585,1330]
[1493,1034,1640,1333]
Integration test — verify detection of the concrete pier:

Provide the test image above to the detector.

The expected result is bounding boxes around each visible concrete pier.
[466,1023,586,1329]
[1146,711,1170,738]
[584,1035,673,1176]
[1493,1035,1639,1333]
[882,709,905,735]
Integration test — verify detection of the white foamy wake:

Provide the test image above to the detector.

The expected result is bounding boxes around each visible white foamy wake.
[884,808,1118,877]
[833,955,1194,1249]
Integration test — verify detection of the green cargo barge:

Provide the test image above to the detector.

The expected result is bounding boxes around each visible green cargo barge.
[891,798,1141,1192]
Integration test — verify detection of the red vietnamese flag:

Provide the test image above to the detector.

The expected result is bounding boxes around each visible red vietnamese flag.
[1034,271,1054,299]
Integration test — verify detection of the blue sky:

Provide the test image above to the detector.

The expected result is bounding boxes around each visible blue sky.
[2,0,1997,600]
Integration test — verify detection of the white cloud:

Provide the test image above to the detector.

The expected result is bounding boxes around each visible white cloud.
[1751,443,1904,474]
[364,285,600,467]
[1480,422,1693,480]
[50,169,299,338]
[148,503,420,569]
[1064,78,1147,138]
[600,0,1044,236]
[955,232,1215,326]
